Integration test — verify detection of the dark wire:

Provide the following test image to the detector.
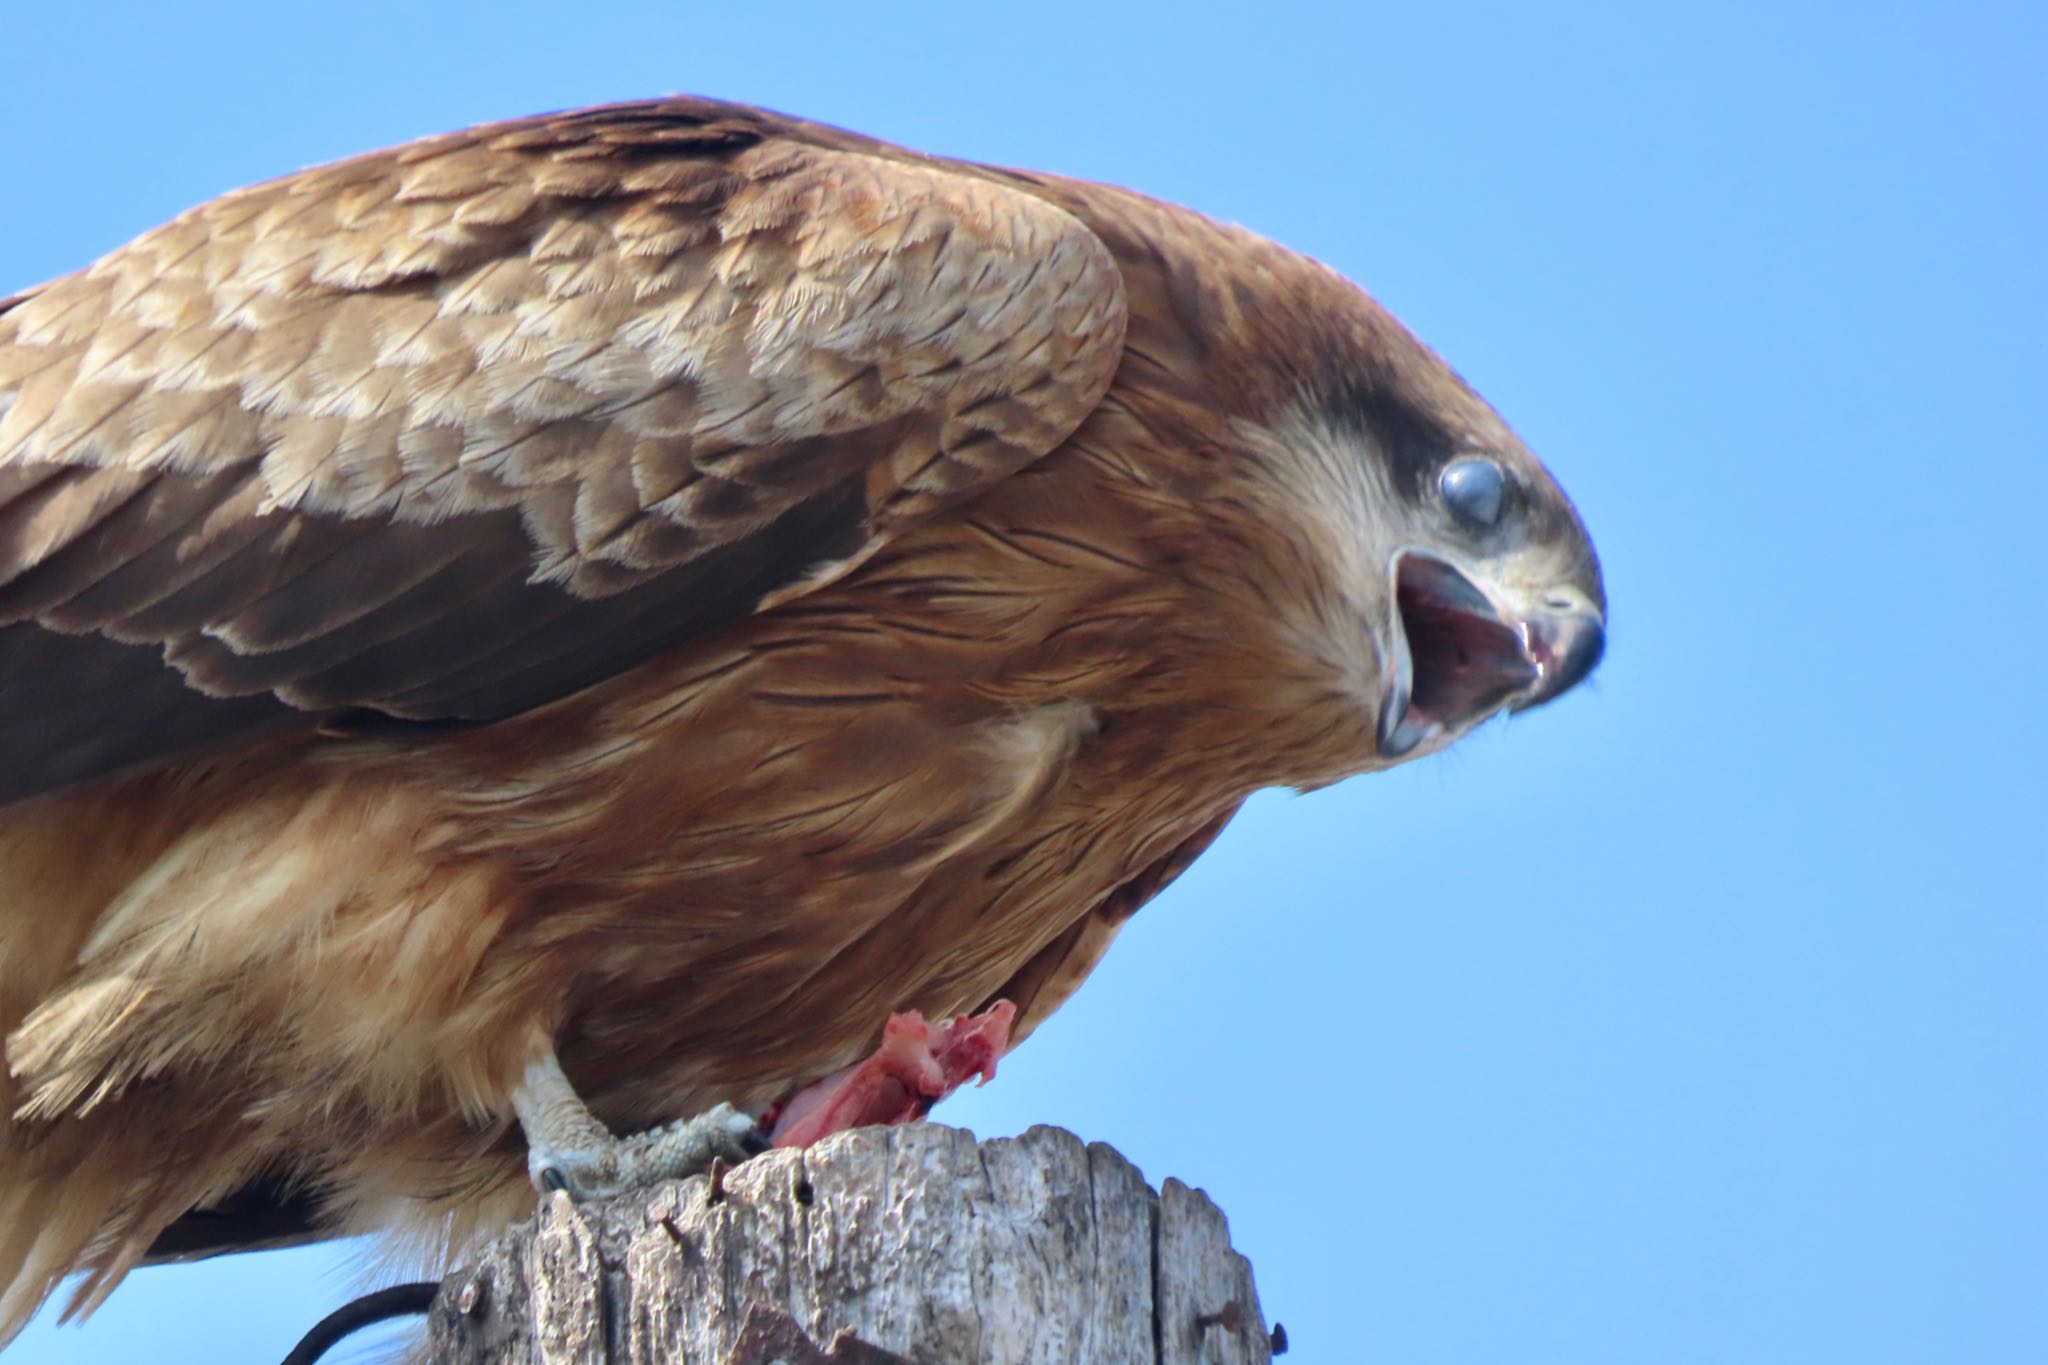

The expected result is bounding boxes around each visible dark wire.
[280,1281,439,1365]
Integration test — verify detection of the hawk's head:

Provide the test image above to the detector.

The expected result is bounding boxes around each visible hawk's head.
[1367,443,1605,760]
[1196,234,1607,774]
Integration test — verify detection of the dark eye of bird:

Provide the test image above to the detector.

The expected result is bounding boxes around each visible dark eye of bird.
[1440,457,1505,528]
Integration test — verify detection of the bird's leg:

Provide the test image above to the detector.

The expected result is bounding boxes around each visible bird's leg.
[510,1046,770,1201]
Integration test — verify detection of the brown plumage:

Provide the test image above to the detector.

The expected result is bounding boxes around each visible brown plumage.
[0,96,1604,1335]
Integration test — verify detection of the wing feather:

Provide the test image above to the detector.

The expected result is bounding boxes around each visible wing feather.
[0,98,1128,801]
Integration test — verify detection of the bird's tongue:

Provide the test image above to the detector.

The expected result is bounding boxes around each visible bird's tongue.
[763,1001,1016,1148]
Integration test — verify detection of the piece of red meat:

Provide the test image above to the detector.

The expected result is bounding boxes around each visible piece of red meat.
[764,1000,1016,1148]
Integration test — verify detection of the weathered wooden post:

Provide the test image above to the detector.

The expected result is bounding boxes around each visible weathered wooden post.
[421,1123,1280,1364]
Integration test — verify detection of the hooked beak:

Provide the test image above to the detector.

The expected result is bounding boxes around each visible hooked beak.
[1377,553,1605,758]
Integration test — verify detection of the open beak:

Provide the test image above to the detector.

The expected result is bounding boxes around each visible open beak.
[1377,552,1605,758]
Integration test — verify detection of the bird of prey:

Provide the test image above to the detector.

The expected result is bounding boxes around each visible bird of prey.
[0,96,1604,1336]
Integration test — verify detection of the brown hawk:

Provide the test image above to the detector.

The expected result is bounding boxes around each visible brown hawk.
[0,96,1603,1334]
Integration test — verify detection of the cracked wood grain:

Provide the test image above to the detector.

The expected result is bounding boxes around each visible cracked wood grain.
[424,1123,1273,1364]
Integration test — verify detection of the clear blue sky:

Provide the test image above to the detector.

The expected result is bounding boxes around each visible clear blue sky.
[5,2,2043,1362]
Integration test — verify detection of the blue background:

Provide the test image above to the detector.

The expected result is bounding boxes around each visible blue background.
[4,2,2043,1361]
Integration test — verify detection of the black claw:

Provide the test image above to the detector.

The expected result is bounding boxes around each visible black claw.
[539,1166,568,1193]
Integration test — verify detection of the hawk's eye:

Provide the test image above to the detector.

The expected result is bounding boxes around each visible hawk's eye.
[1440,457,1504,528]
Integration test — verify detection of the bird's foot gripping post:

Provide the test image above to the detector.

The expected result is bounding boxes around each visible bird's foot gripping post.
[511,1049,770,1201]
[509,1002,1017,1200]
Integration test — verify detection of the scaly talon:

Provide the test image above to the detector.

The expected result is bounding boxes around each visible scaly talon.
[512,1049,766,1201]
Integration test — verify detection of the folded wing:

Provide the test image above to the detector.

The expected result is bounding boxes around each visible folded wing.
[0,99,1127,802]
